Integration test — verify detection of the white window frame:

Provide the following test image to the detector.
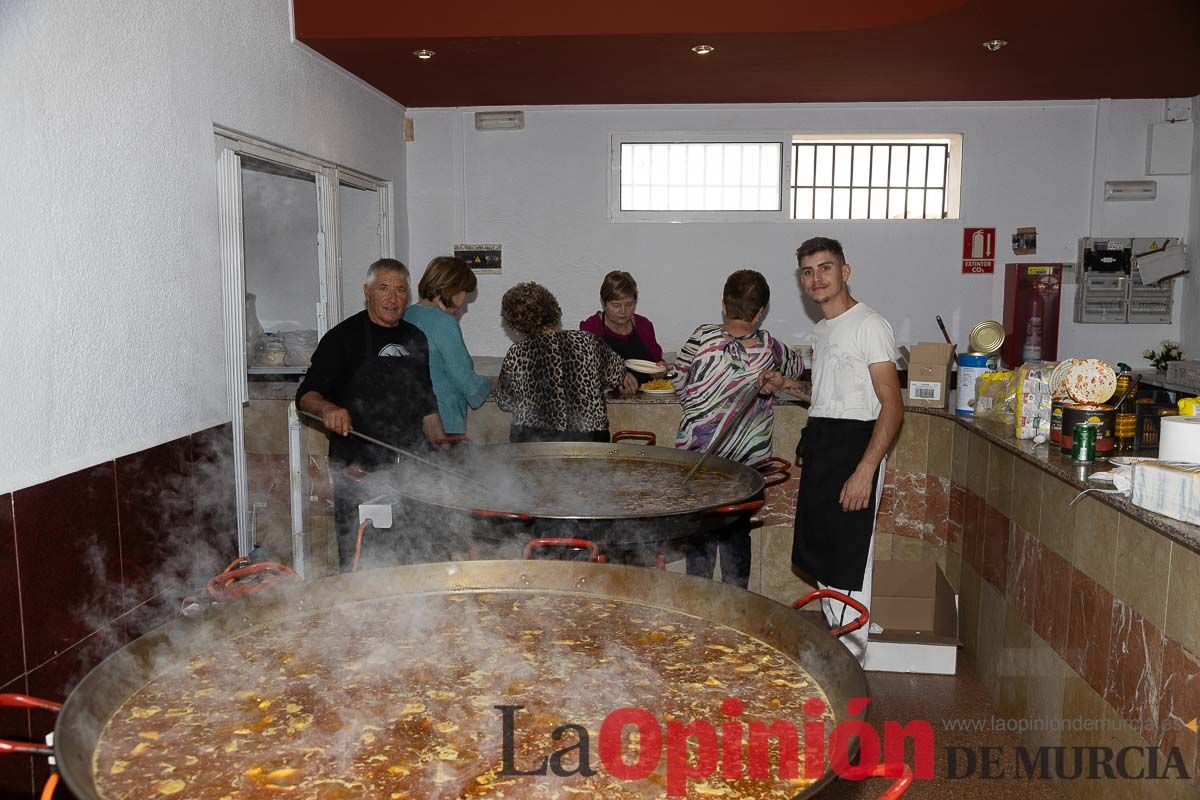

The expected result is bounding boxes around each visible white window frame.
[608,132,793,223]
[789,132,964,221]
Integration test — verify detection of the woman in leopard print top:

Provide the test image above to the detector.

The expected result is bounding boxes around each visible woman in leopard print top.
[495,282,627,443]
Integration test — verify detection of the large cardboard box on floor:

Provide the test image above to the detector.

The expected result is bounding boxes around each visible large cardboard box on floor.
[905,343,956,409]
[865,560,960,675]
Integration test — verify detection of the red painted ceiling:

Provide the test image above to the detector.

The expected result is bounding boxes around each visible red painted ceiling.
[294,1,1200,107]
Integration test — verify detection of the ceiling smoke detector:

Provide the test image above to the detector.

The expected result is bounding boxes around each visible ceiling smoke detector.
[413,49,436,60]
[691,44,715,55]
[981,39,1008,52]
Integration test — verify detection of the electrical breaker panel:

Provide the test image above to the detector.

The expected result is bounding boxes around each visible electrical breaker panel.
[1074,237,1180,324]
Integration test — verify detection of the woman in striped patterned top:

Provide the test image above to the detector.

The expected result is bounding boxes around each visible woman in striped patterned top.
[671,270,802,587]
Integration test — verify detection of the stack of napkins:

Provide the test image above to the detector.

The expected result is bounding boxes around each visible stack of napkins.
[1131,461,1200,525]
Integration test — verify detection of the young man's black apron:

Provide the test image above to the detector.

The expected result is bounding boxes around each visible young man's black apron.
[792,417,882,661]
[329,317,431,570]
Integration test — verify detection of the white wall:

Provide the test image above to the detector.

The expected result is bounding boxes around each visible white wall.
[0,0,408,494]
[407,101,1191,371]
[1076,99,1191,363]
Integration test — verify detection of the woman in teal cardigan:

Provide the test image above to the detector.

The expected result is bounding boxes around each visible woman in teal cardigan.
[404,257,491,435]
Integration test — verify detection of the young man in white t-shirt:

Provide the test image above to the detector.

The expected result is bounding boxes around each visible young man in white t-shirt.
[759,237,903,663]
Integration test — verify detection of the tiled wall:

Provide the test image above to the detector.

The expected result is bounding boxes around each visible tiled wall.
[896,412,1200,800]
[0,423,237,800]
[874,412,961,574]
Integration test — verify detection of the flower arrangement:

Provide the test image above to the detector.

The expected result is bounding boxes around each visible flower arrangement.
[1143,340,1185,372]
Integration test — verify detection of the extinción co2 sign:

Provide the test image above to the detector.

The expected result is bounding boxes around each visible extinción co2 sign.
[962,227,996,274]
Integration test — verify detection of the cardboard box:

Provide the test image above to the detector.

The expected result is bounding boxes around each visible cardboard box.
[865,560,960,675]
[905,343,956,408]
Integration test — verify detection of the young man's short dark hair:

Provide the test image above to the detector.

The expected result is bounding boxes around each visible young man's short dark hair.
[796,237,846,267]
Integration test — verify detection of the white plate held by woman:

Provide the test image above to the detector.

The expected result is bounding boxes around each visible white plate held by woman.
[625,359,666,375]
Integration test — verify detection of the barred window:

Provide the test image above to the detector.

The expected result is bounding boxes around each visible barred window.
[609,133,961,222]
[789,135,962,221]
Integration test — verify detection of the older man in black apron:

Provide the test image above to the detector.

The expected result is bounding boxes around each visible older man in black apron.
[759,237,903,664]
[298,258,444,571]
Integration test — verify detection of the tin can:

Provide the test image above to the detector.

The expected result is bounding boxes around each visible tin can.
[1060,404,1115,453]
[955,352,999,416]
[968,320,1006,355]
[1049,400,1066,444]
[1071,422,1096,463]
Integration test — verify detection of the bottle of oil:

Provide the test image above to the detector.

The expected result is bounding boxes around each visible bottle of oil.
[1113,363,1138,451]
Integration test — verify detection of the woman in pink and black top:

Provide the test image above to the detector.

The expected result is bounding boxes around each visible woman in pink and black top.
[579,271,664,393]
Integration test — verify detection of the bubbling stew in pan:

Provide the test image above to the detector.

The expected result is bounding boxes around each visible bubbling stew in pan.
[95,592,832,799]
[406,458,748,518]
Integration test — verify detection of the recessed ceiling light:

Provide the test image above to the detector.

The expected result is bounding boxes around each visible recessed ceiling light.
[414,49,435,60]
[981,39,1007,52]
[691,44,715,55]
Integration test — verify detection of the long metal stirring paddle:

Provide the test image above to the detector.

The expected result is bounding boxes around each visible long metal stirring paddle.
[300,411,494,492]
[681,382,761,486]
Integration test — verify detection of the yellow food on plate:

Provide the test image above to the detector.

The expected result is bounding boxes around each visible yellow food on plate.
[642,378,673,391]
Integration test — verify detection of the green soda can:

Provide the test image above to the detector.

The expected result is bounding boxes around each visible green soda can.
[1071,422,1097,463]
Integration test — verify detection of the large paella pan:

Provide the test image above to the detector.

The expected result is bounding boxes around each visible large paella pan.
[11,561,908,799]
[362,439,792,549]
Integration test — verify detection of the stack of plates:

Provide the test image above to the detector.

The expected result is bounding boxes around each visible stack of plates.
[625,359,674,394]
[625,359,666,376]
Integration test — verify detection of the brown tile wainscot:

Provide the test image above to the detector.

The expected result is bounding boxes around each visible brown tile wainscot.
[0,422,239,799]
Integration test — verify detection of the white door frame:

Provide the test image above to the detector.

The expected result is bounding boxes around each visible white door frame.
[213,128,392,559]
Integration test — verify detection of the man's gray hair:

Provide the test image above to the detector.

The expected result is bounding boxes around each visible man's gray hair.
[365,258,409,282]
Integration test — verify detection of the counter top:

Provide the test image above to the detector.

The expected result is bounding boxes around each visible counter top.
[909,406,1200,555]
[1133,368,1200,395]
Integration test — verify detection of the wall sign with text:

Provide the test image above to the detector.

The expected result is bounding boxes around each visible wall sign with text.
[454,244,502,274]
[962,227,996,274]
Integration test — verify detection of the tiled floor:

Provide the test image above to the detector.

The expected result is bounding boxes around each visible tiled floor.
[821,669,1066,799]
